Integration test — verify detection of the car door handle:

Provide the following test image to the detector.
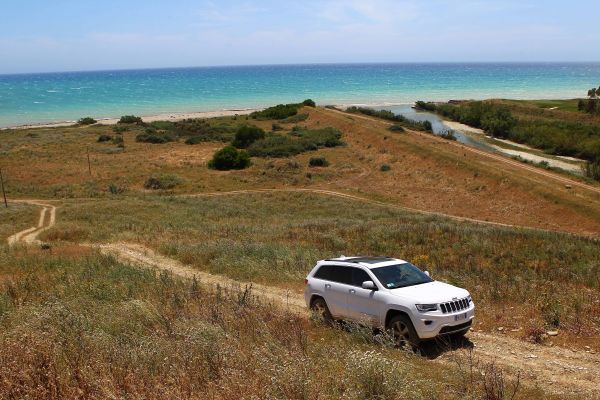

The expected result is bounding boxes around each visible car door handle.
[325,284,331,289]
[349,289,356,294]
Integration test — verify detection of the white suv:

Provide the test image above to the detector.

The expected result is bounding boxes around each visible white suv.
[304,256,474,347]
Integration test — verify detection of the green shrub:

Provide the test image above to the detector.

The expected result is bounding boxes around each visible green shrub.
[171,119,235,142]
[143,174,182,190]
[583,160,600,181]
[208,146,251,170]
[135,131,177,144]
[107,183,126,194]
[78,117,97,125]
[302,99,316,107]
[97,134,113,143]
[309,157,329,167]
[232,125,266,148]
[184,136,204,145]
[250,103,301,120]
[119,115,143,124]
[248,128,342,158]
[112,135,124,145]
[422,120,433,132]
[388,124,405,132]
[380,164,391,172]
[280,113,309,123]
[112,125,129,133]
[272,123,283,131]
[414,101,437,112]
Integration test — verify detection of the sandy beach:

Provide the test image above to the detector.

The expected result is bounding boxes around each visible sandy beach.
[1,108,259,130]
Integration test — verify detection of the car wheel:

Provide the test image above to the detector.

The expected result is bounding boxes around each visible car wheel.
[389,315,420,350]
[310,297,333,324]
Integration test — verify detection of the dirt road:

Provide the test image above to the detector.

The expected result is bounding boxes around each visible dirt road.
[7,199,600,398]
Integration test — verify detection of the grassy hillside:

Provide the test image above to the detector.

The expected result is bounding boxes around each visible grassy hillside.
[45,192,600,349]
[1,247,557,399]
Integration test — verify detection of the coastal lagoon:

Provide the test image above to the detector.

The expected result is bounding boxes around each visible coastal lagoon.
[1,63,599,127]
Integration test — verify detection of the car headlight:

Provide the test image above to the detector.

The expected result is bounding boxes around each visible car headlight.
[415,304,438,312]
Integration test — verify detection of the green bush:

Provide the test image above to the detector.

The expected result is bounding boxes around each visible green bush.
[171,119,235,142]
[184,136,204,145]
[272,123,283,131]
[135,132,177,144]
[78,117,97,125]
[309,157,329,167]
[208,146,251,170]
[433,101,516,137]
[119,115,143,124]
[97,134,113,143]
[280,113,309,123]
[302,99,316,107]
[422,120,433,132]
[251,103,301,120]
[248,128,342,158]
[112,125,129,133]
[380,164,391,172]
[414,101,437,112]
[583,160,600,181]
[143,174,182,190]
[388,124,405,132]
[232,125,266,148]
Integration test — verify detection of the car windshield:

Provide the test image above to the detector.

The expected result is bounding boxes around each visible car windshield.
[370,263,432,289]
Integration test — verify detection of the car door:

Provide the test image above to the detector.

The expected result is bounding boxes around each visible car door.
[313,264,350,318]
[346,267,383,325]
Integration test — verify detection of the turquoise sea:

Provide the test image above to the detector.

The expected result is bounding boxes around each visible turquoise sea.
[1,63,599,128]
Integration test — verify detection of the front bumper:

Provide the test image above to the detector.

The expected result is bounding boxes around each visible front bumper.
[413,305,475,339]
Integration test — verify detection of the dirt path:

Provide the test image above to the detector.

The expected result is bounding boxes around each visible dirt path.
[329,108,600,195]
[6,200,56,246]
[6,195,600,398]
[97,242,600,398]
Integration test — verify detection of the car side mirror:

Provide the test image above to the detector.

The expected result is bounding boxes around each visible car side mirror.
[362,281,377,290]
[424,271,430,277]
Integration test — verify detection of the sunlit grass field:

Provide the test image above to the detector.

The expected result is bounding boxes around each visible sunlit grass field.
[45,192,600,346]
[3,247,565,399]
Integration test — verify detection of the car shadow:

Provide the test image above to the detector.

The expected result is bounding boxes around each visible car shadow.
[418,335,474,359]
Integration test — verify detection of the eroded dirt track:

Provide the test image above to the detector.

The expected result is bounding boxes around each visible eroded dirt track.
[7,198,600,398]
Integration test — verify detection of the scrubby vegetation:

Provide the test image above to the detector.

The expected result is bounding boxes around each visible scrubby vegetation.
[280,113,309,124]
[380,164,391,172]
[143,173,182,190]
[421,101,517,138]
[136,129,177,144]
[345,106,432,132]
[388,124,405,132]
[77,117,97,125]
[53,193,600,342]
[424,99,600,166]
[250,100,314,120]
[0,249,536,399]
[247,127,342,158]
[208,146,251,170]
[118,115,143,124]
[308,156,329,167]
[578,86,600,114]
[97,134,113,143]
[232,125,265,148]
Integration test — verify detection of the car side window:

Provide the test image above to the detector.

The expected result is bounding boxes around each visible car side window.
[314,265,333,280]
[329,266,353,285]
[351,268,371,287]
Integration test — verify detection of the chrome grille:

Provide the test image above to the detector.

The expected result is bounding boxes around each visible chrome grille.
[440,297,470,314]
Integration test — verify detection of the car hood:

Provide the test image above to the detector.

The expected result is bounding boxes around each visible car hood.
[389,281,469,303]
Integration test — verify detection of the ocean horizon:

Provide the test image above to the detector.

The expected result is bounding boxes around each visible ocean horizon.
[1,62,599,128]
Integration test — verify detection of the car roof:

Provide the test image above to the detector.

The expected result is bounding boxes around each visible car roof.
[320,256,407,268]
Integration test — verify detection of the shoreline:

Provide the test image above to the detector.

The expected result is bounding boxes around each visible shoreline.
[0,108,260,130]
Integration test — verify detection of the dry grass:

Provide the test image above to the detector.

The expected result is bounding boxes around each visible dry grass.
[0,247,561,399]
[44,192,600,349]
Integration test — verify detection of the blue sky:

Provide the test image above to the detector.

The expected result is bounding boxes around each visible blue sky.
[1,0,598,73]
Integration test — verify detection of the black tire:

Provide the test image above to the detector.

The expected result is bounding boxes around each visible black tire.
[310,297,333,325]
[388,314,420,350]
[450,329,469,340]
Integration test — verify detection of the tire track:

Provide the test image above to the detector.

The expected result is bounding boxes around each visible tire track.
[7,200,57,246]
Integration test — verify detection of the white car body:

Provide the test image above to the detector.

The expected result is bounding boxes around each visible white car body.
[304,256,475,340]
